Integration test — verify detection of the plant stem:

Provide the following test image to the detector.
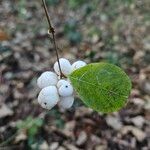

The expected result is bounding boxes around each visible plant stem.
[42,0,63,78]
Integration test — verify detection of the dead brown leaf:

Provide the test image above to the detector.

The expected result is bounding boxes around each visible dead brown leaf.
[121,126,146,142]
[15,129,27,143]
[0,29,9,41]
[0,104,13,118]
[76,131,87,146]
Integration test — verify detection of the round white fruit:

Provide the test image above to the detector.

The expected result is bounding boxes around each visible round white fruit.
[59,96,74,109]
[58,80,73,97]
[71,60,87,71]
[37,71,58,88]
[57,79,68,88]
[54,58,72,76]
[38,86,59,110]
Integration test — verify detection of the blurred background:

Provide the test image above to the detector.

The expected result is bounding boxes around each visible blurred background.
[0,0,150,149]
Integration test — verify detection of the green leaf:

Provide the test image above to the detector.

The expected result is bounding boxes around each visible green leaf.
[68,0,86,9]
[34,118,43,127]
[28,126,38,137]
[69,62,131,113]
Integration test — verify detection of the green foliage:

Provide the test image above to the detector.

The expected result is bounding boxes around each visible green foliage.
[83,4,94,17]
[64,19,82,44]
[88,27,102,38]
[68,0,86,9]
[17,117,43,131]
[48,109,65,129]
[69,63,131,113]
[16,116,43,147]
[67,32,82,44]
[0,44,11,53]
[47,0,60,5]
[85,51,96,62]
[105,52,120,66]
[18,0,27,19]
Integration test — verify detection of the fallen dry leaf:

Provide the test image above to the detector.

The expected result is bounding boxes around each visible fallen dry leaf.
[64,143,79,150]
[76,131,87,146]
[0,29,9,41]
[75,106,93,118]
[39,141,49,150]
[144,97,150,110]
[0,104,13,118]
[121,126,146,142]
[15,129,27,143]
[106,115,122,130]
[49,142,59,150]
[57,146,66,150]
[62,121,76,137]
[95,145,107,150]
[131,116,145,128]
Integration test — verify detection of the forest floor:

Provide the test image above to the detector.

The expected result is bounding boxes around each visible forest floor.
[0,0,150,149]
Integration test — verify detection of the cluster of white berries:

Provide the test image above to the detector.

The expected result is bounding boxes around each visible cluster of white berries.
[37,58,87,110]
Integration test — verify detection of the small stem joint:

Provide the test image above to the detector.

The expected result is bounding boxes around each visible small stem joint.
[48,28,55,35]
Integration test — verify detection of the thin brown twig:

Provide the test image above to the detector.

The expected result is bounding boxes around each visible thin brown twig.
[42,0,63,78]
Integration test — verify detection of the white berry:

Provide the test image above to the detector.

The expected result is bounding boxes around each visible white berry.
[38,86,59,110]
[57,79,68,88]
[71,60,87,71]
[59,96,74,109]
[54,58,72,76]
[58,80,73,97]
[37,71,58,88]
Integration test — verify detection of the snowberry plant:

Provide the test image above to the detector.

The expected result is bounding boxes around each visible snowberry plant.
[37,59,86,109]
[37,0,132,113]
